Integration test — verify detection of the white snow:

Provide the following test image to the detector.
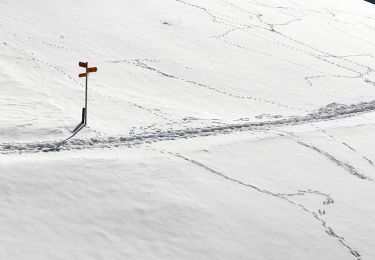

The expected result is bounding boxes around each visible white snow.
[1,0,375,259]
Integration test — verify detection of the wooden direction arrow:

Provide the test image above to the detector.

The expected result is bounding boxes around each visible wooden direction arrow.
[87,67,97,73]
[79,62,88,68]
[78,62,97,77]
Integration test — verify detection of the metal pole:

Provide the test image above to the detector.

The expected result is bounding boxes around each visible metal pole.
[85,69,88,125]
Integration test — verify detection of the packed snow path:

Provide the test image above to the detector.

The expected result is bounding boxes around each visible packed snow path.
[1,100,375,154]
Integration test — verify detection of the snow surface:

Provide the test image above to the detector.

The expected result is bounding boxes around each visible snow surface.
[1,0,375,259]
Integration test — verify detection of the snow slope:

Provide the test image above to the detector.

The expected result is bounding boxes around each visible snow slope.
[1,0,375,259]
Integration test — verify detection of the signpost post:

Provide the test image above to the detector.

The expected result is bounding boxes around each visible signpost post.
[79,62,97,125]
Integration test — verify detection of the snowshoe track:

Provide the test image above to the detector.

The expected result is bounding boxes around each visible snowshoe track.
[2,100,375,155]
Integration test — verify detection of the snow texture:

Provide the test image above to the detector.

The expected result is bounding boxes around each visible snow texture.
[1,0,375,259]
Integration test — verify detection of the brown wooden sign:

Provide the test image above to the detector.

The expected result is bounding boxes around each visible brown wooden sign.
[87,67,97,73]
[79,62,88,68]
[78,61,97,78]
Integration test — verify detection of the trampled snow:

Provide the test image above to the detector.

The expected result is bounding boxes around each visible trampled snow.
[1,0,375,259]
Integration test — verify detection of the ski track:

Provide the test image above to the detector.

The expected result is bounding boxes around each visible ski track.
[169,152,361,260]
[308,125,375,169]
[177,0,375,88]
[112,58,308,112]
[297,141,373,181]
[276,127,374,181]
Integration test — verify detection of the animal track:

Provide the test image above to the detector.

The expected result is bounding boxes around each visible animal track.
[170,151,361,260]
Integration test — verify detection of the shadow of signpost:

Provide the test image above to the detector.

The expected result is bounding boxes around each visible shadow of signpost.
[44,109,86,152]
[72,122,84,133]
[61,108,86,143]
[67,123,85,141]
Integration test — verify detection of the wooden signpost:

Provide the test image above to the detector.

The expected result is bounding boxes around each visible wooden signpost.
[79,62,97,125]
